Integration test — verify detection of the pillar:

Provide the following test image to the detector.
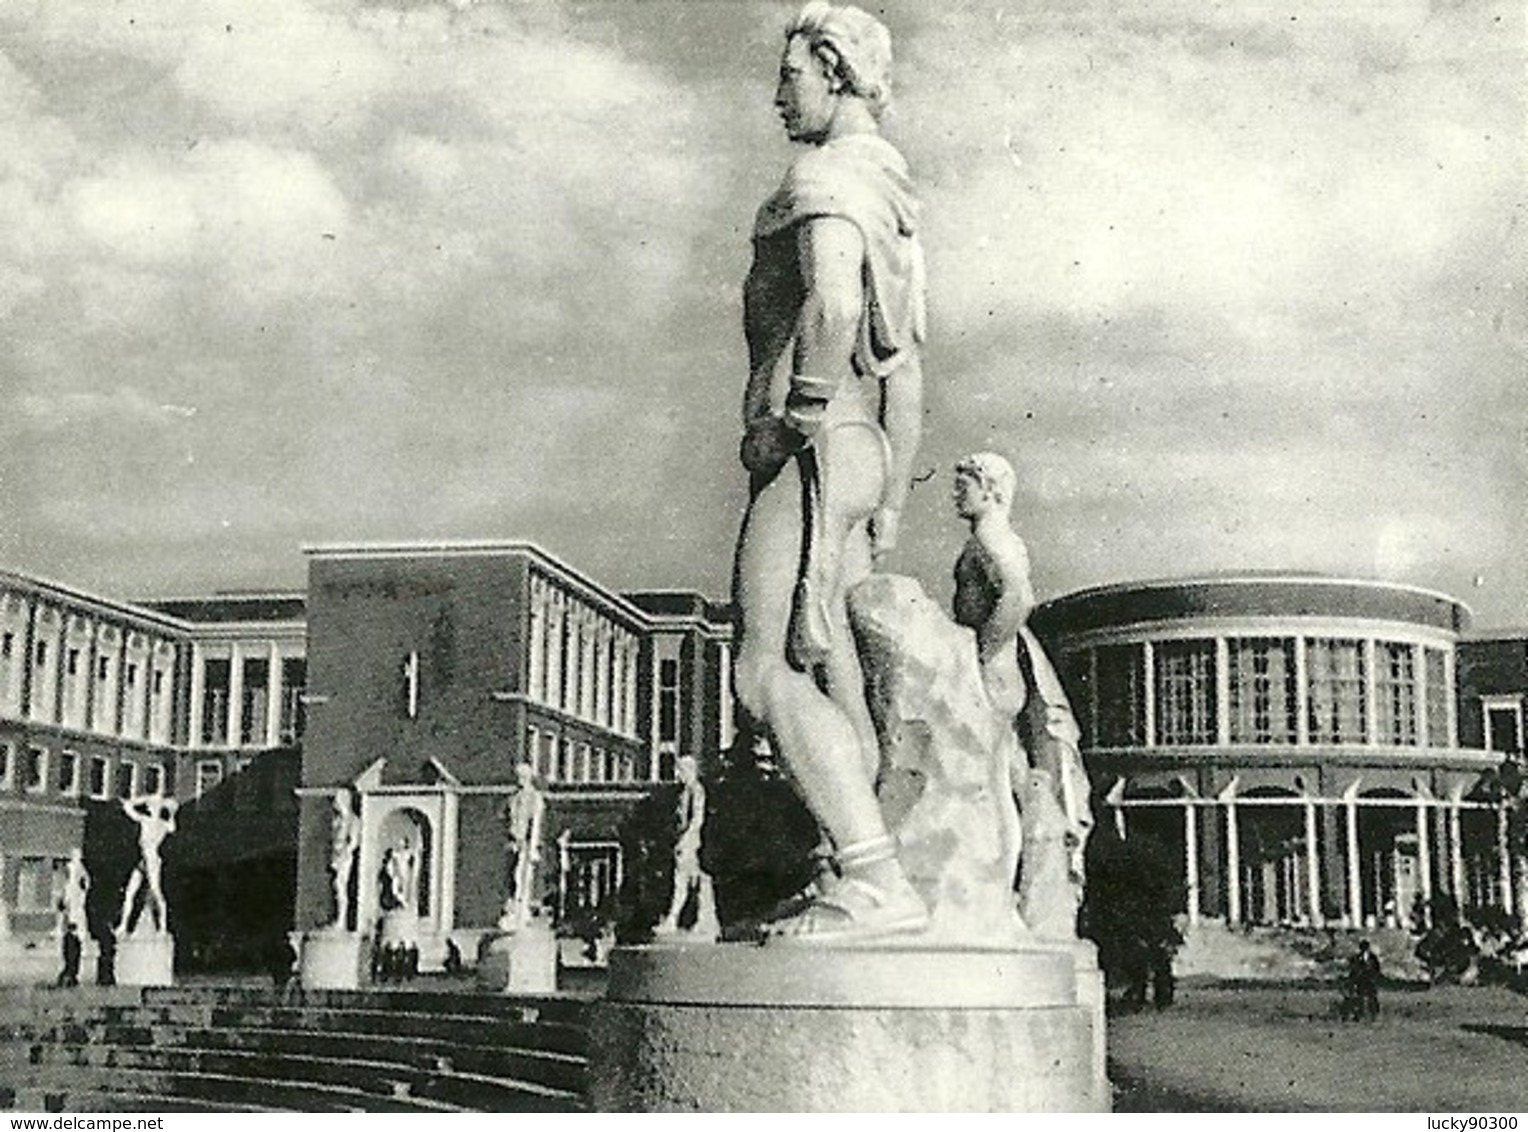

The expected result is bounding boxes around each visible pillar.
[1346,795,1363,927]
[265,643,283,748]
[1498,806,1514,914]
[1415,799,1433,917]
[226,643,244,747]
[1184,800,1200,925]
[1224,800,1241,925]
[1304,797,1323,926]
[1448,800,1465,903]
[188,643,205,750]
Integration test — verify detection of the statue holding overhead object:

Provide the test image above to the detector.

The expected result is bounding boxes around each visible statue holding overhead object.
[116,796,178,937]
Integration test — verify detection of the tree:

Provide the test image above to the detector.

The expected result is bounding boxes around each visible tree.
[1079,824,1186,1007]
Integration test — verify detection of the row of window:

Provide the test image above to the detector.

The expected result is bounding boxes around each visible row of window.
[197,656,306,747]
[526,576,640,738]
[526,725,675,786]
[1064,636,1452,749]
[0,742,168,800]
[0,742,243,803]
[0,621,176,743]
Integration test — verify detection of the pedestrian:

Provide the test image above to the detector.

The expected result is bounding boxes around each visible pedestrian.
[1348,938,1381,1020]
[56,922,82,987]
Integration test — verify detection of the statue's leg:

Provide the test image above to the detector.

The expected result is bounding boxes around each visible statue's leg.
[734,467,925,943]
[116,870,142,936]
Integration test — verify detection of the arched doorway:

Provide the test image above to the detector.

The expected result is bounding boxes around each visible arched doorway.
[1357,788,1417,928]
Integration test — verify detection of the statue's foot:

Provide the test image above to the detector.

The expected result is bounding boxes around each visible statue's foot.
[651,917,680,936]
[764,873,928,946]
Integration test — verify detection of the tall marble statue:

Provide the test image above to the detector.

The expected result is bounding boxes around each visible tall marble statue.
[327,787,362,931]
[58,848,90,935]
[116,796,178,937]
[654,755,719,937]
[732,1,928,943]
[501,761,545,929]
[951,452,1093,926]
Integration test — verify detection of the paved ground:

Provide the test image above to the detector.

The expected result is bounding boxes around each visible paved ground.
[1110,979,1528,1112]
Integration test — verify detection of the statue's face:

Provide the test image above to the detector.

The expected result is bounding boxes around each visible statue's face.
[953,468,986,519]
[775,35,836,143]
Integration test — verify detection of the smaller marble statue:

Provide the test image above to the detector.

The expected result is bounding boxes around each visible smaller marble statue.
[58,848,90,937]
[952,451,1091,926]
[327,787,362,931]
[653,755,719,938]
[116,796,178,937]
[382,836,420,915]
[500,762,546,930]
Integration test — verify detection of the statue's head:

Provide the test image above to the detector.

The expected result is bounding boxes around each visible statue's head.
[515,761,536,787]
[954,452,1017,518]
[331,787,353,816]
[675,754,699,785]
[776,3,892,142]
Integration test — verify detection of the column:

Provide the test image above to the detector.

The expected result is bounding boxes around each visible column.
[1364,639,1379,747]
[624,636,639,739]
[1345,791,1363,927]
[188,643,206,750]
[1223,796,1241,925]
[1448,797,1465,902]
[594,621,611,728]
[1141,641,1156,747]
[546,594,564,714]
[265,643,283,748]
[1303,796,1323,926]
[1415,797,1433,917]
[1184,800,1200,925]
[1498,806,1514,914]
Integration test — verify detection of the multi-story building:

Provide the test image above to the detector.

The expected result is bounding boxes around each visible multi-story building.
[291,542,732,967]
[0,574,305,976]
[1031,574,1517,932]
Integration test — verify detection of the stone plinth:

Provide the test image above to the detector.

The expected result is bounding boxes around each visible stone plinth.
[300,931,368,990]
[115,933,174,987]
[591,942,1108,1112]
[477,919,558,994]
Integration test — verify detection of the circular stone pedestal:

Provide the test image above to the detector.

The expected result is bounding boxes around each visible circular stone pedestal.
[590,941,1109,1112]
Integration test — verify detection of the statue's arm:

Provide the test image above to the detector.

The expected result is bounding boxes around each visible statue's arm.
[785,216,865,435]
[976,534,1035,663]
[873,354,923,558]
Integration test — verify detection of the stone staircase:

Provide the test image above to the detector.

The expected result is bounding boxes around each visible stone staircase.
[0,985,592,1113]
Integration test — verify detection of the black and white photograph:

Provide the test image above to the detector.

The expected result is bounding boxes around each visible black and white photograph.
[0,0,1523,1115]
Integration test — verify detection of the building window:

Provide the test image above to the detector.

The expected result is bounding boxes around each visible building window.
[202,658,231,744]
[1306,637,1367,745]
[536,730,557,783]
[115,761,138,800]
[16,857,63,913]
[658,658,679,744]
[24,746,47,794]
[1374,642,1418,746]
[1228,638,1296,745]
[195,759,224,799]
[88,755,110,799]
[1095,644,1145,747]
[96,655,109,681]
[58,750,80,796]
[34,640,47,667]
[279,658,306,743]
[0,742,13,790]
[143,763,166,797]
[560,842,623,919]
[65,647,79,677]
[240,657,269,745]
[1155,640,1217,746]
[1424,648,1450,748]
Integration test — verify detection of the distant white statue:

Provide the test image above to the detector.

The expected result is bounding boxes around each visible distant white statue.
[327,787,362,931]
[58,848,90,935]
[654,755,719,938]
[501,762,546,929]
[116,796,178,937]
[382,836,420,916]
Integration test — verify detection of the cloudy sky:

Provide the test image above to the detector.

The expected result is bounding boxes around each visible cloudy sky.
[1,0,1523,627]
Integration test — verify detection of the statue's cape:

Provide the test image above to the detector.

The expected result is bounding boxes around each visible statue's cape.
[753,133,926,378]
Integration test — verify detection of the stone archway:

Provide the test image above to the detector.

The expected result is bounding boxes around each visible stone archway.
[1238,787,1305,925]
